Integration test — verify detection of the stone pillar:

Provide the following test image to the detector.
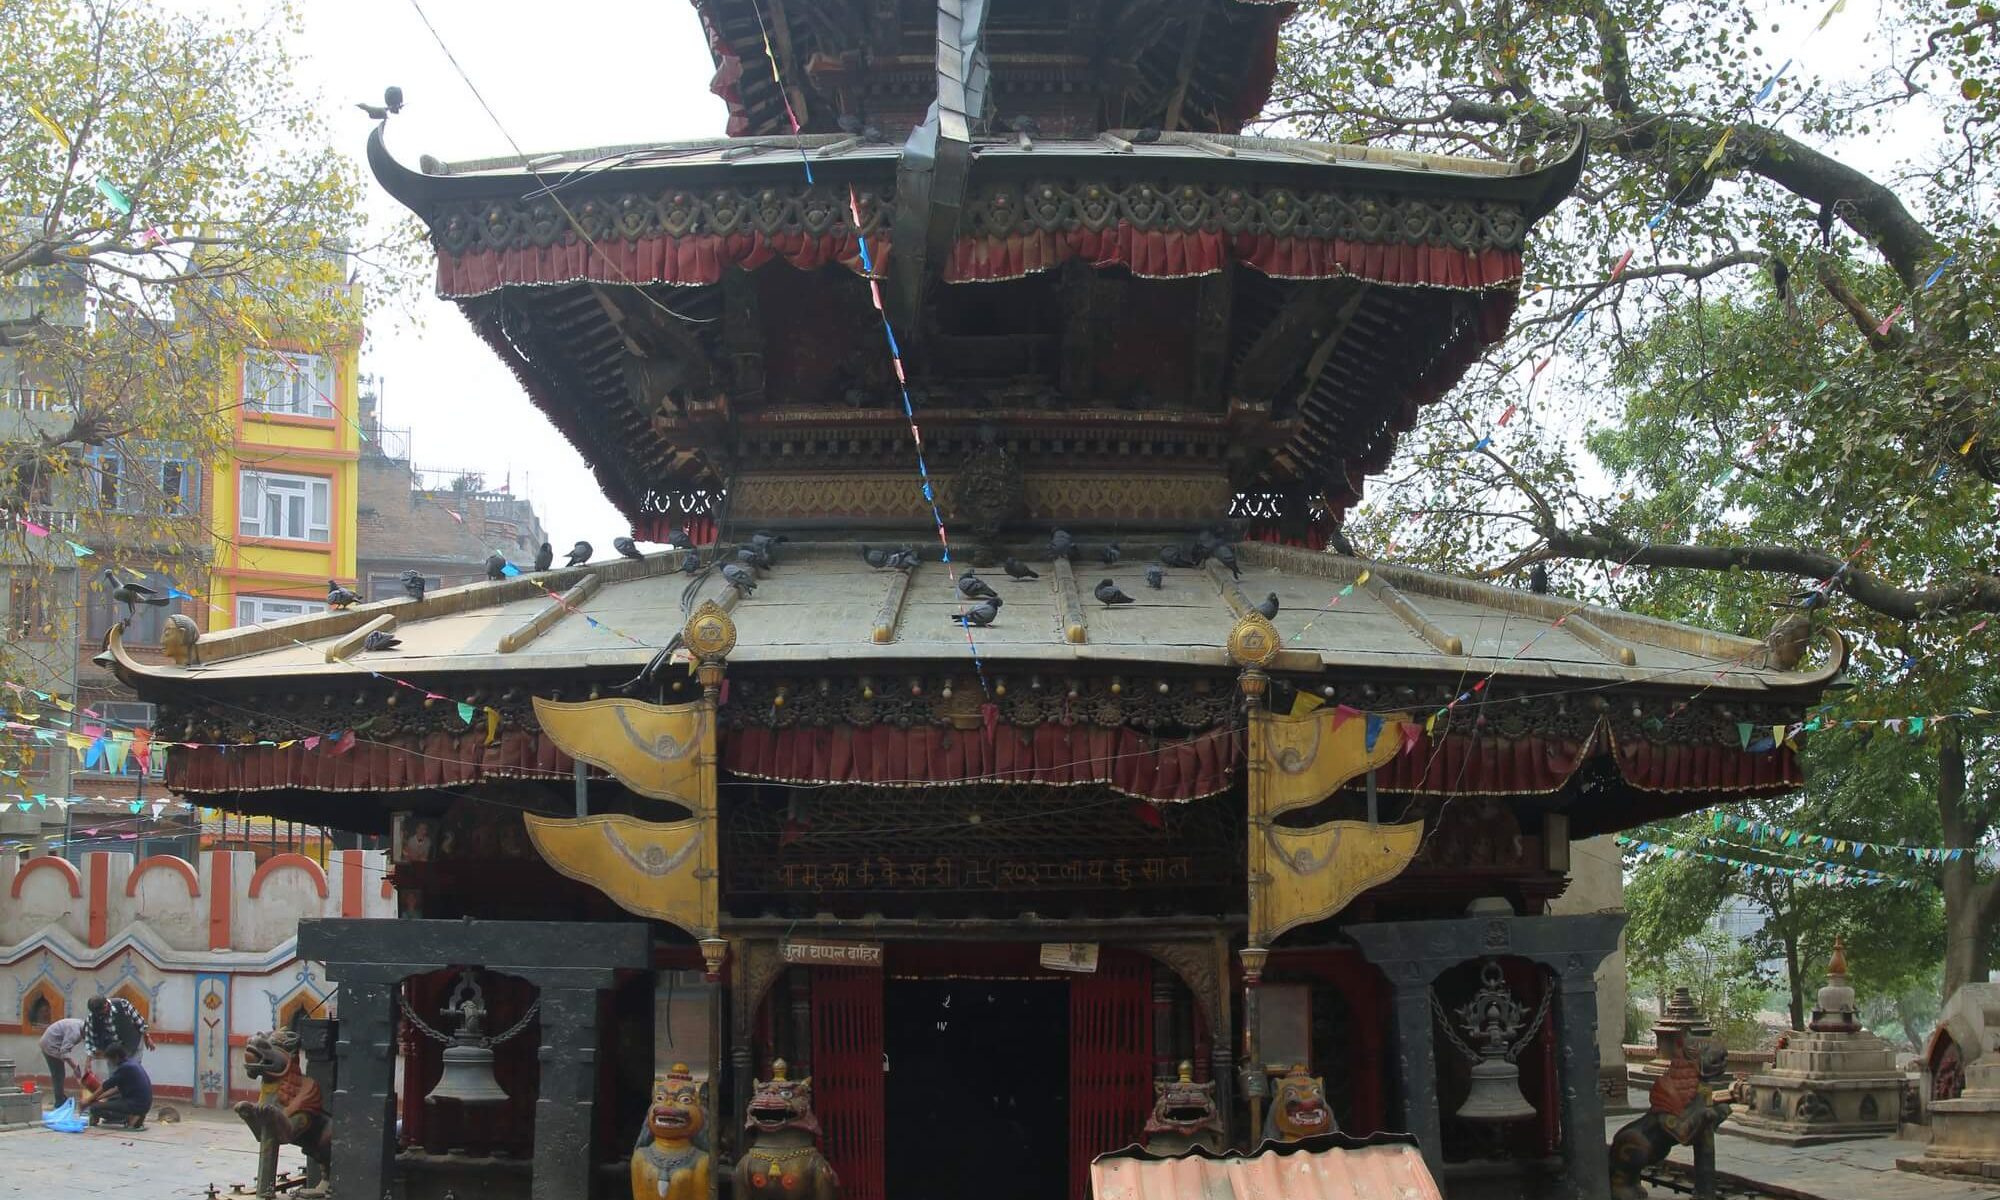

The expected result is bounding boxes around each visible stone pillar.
[529,983,605,1200]
[1556,972,1611,1198]
[0,1058,40,1128]
[321,974,399,1200]
[1388,977,1445,1181]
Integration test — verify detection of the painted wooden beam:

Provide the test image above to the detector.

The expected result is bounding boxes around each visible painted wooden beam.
[499,572,602,654]
[1365,576,1464,656]
[1052,558,1088,644]
[1562,614,1639,666]
[871,565,916,644]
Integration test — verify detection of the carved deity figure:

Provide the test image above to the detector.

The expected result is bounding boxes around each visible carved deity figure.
[733,1059,839,1200]
[1142,1060,1225,1154]
[233,1030,332,1198]
[1609,1041,1740,1200]
[1261,1064,1335,1142]
[633,1063,711,1200]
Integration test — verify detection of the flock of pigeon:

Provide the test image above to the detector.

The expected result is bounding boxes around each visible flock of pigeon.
[861,526,1271,629]
[136,525,1262,653]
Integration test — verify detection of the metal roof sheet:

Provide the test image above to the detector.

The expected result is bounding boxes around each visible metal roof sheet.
[117,542,1839,696]
[1091,1138,1444,1200]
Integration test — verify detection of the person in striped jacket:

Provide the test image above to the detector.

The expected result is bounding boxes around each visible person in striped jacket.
[85,994,156,1066]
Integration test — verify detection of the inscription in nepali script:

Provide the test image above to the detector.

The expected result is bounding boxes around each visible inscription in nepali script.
[780,939,884,968]
[763,855,1198,893]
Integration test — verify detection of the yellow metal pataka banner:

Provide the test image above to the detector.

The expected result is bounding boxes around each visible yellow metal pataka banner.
[524,697,718,936]
[1248,705,1424,943]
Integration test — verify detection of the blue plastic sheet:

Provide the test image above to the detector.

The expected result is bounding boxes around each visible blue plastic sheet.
[42,1098,86,1133]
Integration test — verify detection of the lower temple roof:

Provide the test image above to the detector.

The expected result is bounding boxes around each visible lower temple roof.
[114,541,1838,693]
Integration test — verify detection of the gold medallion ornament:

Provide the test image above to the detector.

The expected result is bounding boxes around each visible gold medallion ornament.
[684,599,736,661]
[1227,611,1282,669]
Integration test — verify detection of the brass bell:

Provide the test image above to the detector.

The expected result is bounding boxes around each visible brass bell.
[424,971,511,1106]
[1450,961,1538,1124]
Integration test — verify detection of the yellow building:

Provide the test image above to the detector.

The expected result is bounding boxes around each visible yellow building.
[207,327,361,630]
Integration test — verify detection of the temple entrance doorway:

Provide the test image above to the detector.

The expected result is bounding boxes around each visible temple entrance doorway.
[883,976,1069,1200]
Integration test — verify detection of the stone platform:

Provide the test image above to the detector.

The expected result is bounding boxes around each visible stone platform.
[0,1105,315,1199]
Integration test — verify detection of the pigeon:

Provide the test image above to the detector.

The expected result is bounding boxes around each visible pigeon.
[1255,591,1280,620]
[664,528,693,549]
[485,553,509,581]
[837,112,865,136]
[1003,557,1040,581]
[1329,527,1358,558]
[863,545,892,569]
[1158,543,1198,569]
[1095,579,1135,606]
[952,597,1002,627]
[1145,564,1164,590]
[720,563,757,594]
[1099,541,1121,567]
[103,570,170,618]
[736,546,770,573]
[564,541,592,567]
[680,551,702,575]
[613,536,644,561]
[883,547,920,572]
[1530,564,1550,595]
[355,85,404,120]
[750,531,788,549]
[1211,542,1241,579]
[1048,529,1075,561]
[533,542,554,572]
[1010,114,1041,137]
[401,570,426,601]
[958,573,1000,601]
[1775,587,1831,611]
[362,630,402,652]
[327,580,362,608]
[1133,126,1162,143]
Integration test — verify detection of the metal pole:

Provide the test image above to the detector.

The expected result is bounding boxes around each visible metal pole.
[1365,768,1378,825]
[573,758,588,817]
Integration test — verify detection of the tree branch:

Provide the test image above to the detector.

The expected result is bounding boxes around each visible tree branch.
[1532,529,2000,619]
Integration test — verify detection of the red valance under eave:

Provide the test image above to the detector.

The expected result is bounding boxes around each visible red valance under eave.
[433,229,1523,298]
[166,729,578,794]
[720,723,1241,802]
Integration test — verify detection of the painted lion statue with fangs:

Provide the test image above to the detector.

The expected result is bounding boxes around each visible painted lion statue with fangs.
[733,1059,839,1200]
[632,1063,710,1200]
[1262,1064,1336,1143]
[1143,1060,1225,1154]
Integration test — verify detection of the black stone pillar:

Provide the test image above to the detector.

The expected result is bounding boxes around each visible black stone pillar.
[1556,972,1610,1199]
[1388,975,1445,1181]
[321,973,398,1200]
[526,980,611,1200]
[1348,912,1626,1197]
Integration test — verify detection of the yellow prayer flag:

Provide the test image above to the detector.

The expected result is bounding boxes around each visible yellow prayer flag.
[1962,432,1983,455]
[1701,128,1734,170]
[1356,569,1371,586]
[1289,691,1325,718]
[485,706,501,746]
[1772,724,1785,748]
[25,104,71,151]
[1816,0,1847,30]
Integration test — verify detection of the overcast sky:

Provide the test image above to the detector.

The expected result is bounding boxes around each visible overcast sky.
[285,0,730,549]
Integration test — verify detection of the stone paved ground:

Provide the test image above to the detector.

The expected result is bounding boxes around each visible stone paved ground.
[1607,1114,2000,1200]
[2,1105,313,1200]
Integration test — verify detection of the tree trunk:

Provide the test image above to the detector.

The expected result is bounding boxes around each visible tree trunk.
[1783,925,1805,1033]
[1937,725,1996,1003]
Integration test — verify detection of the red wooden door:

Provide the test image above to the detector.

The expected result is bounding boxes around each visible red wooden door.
[1068,951,1155,1200]
[810,968,885,1200]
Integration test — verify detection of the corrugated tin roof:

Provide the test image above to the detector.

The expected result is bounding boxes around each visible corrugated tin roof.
[113,541,1840,696]
[1092,1137,1444,1200]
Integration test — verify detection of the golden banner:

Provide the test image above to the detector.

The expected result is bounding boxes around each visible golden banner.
[533,696,709,804]
[1255,706,1411,817]
[1252,818,1425,943]
[524,813,717,935]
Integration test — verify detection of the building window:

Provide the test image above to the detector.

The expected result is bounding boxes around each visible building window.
[159,461,189,513]
[244,350,335,419]
[366,572,441,602]
[239,470,331,542]
[94,453,122,511]
[236,595,328,627]
[9,573,51,639]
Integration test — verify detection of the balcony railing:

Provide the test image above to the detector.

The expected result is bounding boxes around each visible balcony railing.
[0,388,75,413]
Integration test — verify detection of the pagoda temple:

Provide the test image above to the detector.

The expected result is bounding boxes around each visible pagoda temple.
[100,1,1842,1198]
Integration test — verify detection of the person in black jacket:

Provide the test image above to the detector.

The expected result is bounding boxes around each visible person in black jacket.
[85,1046,153,1129]
[85,994,155,1065]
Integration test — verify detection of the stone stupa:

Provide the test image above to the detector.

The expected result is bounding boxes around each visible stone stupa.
[1731,937,1907,1144]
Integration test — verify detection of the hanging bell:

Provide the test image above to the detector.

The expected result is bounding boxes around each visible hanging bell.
[1450,961,1538,1124]
[424,971,511,1106]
